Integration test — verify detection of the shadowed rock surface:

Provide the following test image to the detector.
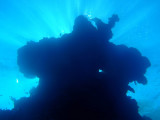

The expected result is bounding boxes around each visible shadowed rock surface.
[0,15,151,120]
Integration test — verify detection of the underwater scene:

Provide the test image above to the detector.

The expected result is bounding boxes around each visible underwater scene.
[0,0,159,120]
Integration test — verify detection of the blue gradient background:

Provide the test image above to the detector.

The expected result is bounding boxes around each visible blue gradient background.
[0,0,159,119]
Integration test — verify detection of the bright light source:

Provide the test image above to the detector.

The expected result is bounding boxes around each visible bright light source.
[16,79,19,84]
[87,14,93,20]
[99,69,103,73]
[88,14,92,18]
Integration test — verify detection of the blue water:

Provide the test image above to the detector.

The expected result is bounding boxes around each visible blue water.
[0,0,159,120]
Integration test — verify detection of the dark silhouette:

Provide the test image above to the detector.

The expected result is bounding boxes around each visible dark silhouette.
[0,15,151,120]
